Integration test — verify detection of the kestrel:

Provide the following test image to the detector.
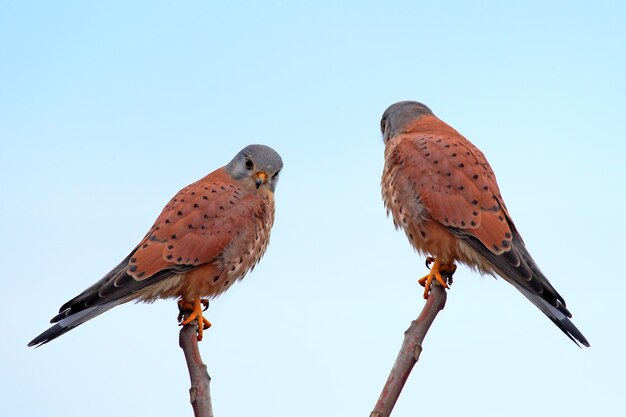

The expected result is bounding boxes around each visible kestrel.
[380,101,589,347]
[29,144,283,347]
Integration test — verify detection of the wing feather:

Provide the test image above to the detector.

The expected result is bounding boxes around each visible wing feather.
[394,131,514,253]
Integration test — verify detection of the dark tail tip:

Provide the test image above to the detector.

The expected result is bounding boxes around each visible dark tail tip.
[28,323,73,348]
[557,316,590,348]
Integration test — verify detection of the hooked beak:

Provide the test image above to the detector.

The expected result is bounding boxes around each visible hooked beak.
[254,171,267,188]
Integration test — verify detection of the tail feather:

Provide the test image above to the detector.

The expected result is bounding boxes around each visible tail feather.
[28,250,189,347]
[507,280,590,347]
[28,301,123,347]
[454,229,590,347]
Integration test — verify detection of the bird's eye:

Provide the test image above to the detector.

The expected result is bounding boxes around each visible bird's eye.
[272,170,280,179]
[245,159,254,170]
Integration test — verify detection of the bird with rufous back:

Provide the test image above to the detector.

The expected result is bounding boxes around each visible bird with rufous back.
[29,144,283,347]
[380,101,589,347]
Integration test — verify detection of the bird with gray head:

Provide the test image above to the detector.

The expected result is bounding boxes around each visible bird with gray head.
[380,100,589,347]
[225,144,283,192]
[29,144,283,347]
[380,101,434,143]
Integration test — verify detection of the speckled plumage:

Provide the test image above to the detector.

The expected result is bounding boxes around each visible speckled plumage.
[380,101,589,347]
[29,144,282,347]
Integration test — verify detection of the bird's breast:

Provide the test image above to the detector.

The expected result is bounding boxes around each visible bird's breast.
[220,208,274,283]
[180,198,275,300]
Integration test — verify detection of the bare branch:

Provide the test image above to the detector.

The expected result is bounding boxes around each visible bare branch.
[179,320,214,417]
[370,283,448,417]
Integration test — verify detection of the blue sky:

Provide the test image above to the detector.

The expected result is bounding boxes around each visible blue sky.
[1,1,625,416]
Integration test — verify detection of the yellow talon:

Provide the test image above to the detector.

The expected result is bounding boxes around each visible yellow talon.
[418,257,456,299]
[178,298,212,341]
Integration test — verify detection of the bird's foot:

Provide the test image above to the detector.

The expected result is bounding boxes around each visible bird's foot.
[418,257,456,299]
[178,299,211,341]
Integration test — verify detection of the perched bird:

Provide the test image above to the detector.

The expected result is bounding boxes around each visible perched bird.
[29,144,283,347]
[380,101,589,347]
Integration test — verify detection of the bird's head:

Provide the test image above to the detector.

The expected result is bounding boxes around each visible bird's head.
[225,144,283,193]
[380,101,433,143]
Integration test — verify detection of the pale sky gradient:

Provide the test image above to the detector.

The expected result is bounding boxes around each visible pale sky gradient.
[1,1,625,416]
